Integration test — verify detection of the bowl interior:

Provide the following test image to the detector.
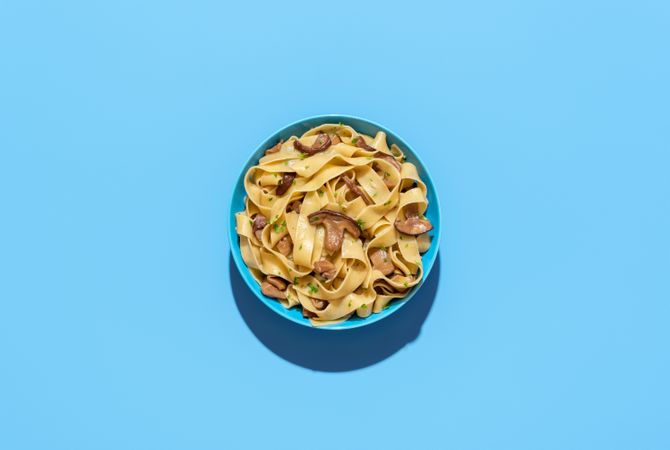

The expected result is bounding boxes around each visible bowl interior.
[228,114,441,330]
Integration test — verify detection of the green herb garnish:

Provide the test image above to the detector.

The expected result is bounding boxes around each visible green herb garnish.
[307,282,318,294]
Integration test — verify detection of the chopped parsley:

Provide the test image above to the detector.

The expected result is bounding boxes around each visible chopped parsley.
[403,281,409,288]
[352,137,359,144]
[299,152,307,160]
[268,197,273,202]
[317,189,324,197]
[383,200,391,206]
[307,282,318,294]
[361,304,367,309]
[293,276,298,285]
[356,219,365,229]
[248,219,253,226]
[273,173,278,178]
[348,300,352,308]
[273,220,287,233]
[366,156,373,160]
[299,244,303,250]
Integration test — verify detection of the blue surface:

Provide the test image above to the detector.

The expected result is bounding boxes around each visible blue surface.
[229,114,441,329]
[1,1,669,449]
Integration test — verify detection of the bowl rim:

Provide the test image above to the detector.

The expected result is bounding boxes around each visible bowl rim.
[228,114,441,330]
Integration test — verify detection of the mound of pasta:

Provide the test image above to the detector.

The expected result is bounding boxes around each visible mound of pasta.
[235,123,434,326]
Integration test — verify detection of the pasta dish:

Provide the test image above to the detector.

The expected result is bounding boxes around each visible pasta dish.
[235,123,434,326]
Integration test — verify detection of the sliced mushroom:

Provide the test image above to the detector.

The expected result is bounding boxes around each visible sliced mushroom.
[267,275,287,290]
[369,248,395,276]
[265,139,283,155]
[395,216,432,236]
[342,175,373,205]
[302,307,317,318]
[287,200,301,213]
[293,133,332,156]
[331,134,341,145]
[314,259,337,280]
[310,297,328,311]
[261,276,286,299]
[307,209,361,254]
[252,214,267,241]
[394,204,433,236]
[375,152,401,171]
[355,135,376,152]
[276,172,295,196]
[276,234,293,256]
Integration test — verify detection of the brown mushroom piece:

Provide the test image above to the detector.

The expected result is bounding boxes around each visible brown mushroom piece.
[355,135,376,152]
[261,276,287,299]
[342,175,373,205]
[302,308,317,318]
[264,139,283,155]
[313,259,337,280]
[307,209,361,254]
[394,204,433,236]
[310,297,328,311]
[276,172,295,196]
[293,133,332,156]
[252,214,267,241]
[375,152,401,171]
[287,200,301,213]
[369,248,395,276]
[266,275,287,290]
[276,234,292,256]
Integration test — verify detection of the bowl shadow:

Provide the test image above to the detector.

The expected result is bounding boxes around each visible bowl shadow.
[230,252,440,372]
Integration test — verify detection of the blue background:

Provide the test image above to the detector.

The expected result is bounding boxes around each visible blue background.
[1,1,668,449]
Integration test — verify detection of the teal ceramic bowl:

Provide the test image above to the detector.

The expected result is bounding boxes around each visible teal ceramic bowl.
[229,114,441,330]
